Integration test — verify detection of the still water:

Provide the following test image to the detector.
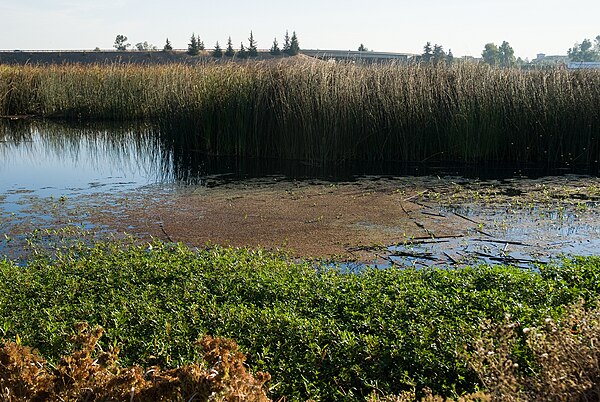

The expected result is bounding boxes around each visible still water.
[1,119,600,266]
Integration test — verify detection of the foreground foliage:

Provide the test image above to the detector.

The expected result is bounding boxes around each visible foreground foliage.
[1,62,599,164]
[0,322,270,401]
[1,239,600,400]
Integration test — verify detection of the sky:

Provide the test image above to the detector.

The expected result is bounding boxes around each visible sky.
[0,0,598,60]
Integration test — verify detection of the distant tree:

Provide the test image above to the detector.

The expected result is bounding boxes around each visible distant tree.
[282,30,291,54]
[198,37,205,51]
[568,37,600,62]
[188,33,200,55]
[213,42,223,58]
[163,38,173,51]
[270,38,281,55]
[432,44,446,64]
[421,42,433,63]
[482,42,500,65]
[358,43,368,51]
[114,34,130,51]
[248,31,258,57]
[447,49,454,66]
[238,42,248,59]
[135,41,157,51]
[225,37,235,57]
[498,41,515,67]
[288,31,300,56]
[94,47,101,52]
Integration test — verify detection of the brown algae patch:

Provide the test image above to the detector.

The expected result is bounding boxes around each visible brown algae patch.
[3,175,600,265]
[73,176,600,264]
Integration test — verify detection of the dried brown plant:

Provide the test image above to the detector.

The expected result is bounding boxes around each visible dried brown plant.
[470,301,600,402]
[0,323,271,402]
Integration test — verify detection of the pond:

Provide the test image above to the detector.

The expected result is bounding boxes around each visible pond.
[1,119,600,267]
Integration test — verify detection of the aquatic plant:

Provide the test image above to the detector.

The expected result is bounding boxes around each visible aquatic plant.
[1,62,599,165]
[2,239,600,400]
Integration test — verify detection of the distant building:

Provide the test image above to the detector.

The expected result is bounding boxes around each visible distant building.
[531,53,568,66]
[460,55,483,64]
[301,49,416,64]
[567,61,600,69]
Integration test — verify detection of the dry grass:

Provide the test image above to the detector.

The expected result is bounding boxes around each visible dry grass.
[470,301,600,401]
[1,62,599,164]
[0,323,271,402]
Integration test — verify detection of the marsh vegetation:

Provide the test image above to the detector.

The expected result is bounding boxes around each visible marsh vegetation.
[3,60,600,401]
[1,61,600,165]
[2,239,600,400]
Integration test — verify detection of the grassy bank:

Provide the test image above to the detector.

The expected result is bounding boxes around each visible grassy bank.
[1,62,599,164]
[1,238,600,400]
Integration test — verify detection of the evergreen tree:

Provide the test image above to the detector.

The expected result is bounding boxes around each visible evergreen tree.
[238,42,248,59]
[213,41,223,58]
[288,31,300,56]
[270,37,281,55]
[198,37,205,51]
[568,37,600,62]
[498,41,516,67]
[482,42,500,65]
[358,43,367,51]
[248,31,258,57]
[447,49,454,66]
[163,38,173,51]
[282,30,291,54]
[225,36,235,57]
[421,42,433,63]
[432,44,446,64]
[187,33,199,55]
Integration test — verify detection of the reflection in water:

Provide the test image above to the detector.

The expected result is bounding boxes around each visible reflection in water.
[0,120,170,192]
[2,120,600,265]
[3,119,599,192]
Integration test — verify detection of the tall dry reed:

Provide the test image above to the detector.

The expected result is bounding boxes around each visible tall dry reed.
[1,61,599,164]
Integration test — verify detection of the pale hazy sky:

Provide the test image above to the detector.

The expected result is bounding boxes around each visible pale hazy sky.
[0,0,598,60]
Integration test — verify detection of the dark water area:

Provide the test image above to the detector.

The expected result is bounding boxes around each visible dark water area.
[1,119,600,266]
[2,119,597,191]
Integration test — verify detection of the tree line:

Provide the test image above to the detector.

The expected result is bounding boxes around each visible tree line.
[114,32,600,65]
[568,36,600,62]
[188,30,300,58]
[113,31,300,58]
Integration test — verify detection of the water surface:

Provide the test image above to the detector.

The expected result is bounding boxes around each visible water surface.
[1,120,600,267]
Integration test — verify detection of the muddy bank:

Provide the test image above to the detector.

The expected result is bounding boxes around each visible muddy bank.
[3,175,599,267]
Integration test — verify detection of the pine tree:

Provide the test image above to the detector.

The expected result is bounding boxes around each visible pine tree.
[198,37,205,51]
[288,31,300,56]
[163,38,173,51]
[422,42,433,63]
[282,30,291,54]
[270,37,281,55]
[238,42,248,59]
[432,44,446,65]
[225,37,235,57]
[187,34,199,55]
[482,43,500,66]
[498,41,515,67]
[248,31,258,57]
[213,41,223,58]
[447,49,454,66]
[358,43,367,51]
